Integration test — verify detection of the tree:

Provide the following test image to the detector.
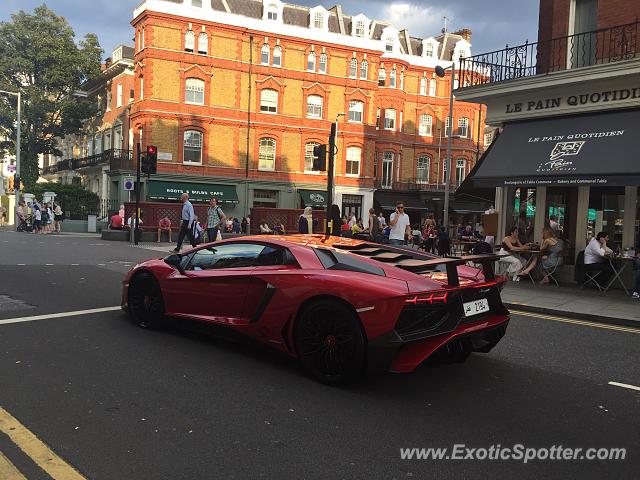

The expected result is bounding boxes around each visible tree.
[0,5,103,189]
[30,182,100,220]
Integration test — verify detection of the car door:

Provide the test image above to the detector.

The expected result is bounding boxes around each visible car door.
[166,243,265,324]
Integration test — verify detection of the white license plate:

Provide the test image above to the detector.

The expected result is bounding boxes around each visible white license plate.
[463,298,489,317]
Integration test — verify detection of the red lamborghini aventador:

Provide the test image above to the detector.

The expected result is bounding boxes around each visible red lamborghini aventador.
[122,235,510,383]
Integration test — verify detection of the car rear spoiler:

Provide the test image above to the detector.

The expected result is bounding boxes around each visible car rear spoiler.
[336,243,506,287]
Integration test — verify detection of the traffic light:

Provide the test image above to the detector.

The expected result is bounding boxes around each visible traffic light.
[12,174,21,190]
[142,145,157,174]
[312,144,327,171]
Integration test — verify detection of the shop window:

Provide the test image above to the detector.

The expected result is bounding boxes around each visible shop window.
[253,189,278,208]
[342,194,363,222]
[183,130,203,164]
[345,146,361,176]
[258,138,276,171]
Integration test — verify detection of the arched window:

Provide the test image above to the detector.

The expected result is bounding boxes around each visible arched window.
[319,53,327,73]
[185,78,205,105]
[360,60,368,79]
[419,114,433,136]
[304,142,319,171]
[184,30,195,52]
[349,58,358,78]
[183,130,202,164]
[420,77,427,95]
[272,46,282,67]
[261,44,270,65]
[260,89,278,113]
[258,138,276,171]
[417,155,431,183]
[456,158,466,186]
[307,52,316,72]
[399,71,404,90]
[198,32,208,54]
[389,69,396,88]
[378,68,386,87]
[348,100,363,123]
[306,95,323,118]
[384,109,396,130]
[429,78,437,96]
[355,21,365,38]
[458,117,469,137]
[346,146,361,176]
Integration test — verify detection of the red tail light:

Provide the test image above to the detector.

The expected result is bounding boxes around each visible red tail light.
[405,291,449,305]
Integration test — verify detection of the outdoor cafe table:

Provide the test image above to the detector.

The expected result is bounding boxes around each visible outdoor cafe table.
[520,248,541,284]
[603,255,634,295]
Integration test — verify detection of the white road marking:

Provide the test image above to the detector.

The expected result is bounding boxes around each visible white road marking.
[45,264,54,266]
[608,381,640,392]
[0,306,121,326]
[71,264,79,266]
[16,264,25,266]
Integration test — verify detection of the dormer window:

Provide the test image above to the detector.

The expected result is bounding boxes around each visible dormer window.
[262,0,283,23]
[267,4,278,20]
[385,38,394,53]
[351,14,370,39]
[422,37,440,59]
[314,12,324,29]
[425,43,434,57]
[355,21,365,38]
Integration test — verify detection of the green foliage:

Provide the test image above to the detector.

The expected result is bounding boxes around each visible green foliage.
[30,182,99,219]
[0,5,103,189]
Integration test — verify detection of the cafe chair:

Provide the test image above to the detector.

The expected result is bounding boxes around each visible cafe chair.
[541,259,562,287]
[576,250,603,291]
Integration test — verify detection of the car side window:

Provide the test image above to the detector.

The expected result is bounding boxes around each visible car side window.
[255,246,291,266]
[187,244,265,271]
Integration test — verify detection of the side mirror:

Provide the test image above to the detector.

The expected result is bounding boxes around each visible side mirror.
[164,254,184,273]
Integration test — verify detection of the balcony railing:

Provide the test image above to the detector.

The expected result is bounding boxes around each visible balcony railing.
[41,148,133,175]
[458,20,640,88]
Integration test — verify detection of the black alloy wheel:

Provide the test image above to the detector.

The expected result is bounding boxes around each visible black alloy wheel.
[128,272,165,328]
[294,300,366,384]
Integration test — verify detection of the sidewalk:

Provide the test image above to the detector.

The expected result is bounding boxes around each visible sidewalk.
[501,281,640,326]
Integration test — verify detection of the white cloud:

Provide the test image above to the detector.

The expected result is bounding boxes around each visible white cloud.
[380,2,448,37]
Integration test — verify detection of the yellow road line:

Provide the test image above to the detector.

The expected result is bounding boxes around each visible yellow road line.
[511,309,640,334]
[0,407,86,480]
[0,451,27,480]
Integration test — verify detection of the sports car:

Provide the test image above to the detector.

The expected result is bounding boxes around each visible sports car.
[122,235,510,383]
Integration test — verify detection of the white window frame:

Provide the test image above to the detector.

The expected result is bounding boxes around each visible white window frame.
[304,142,319,172]
[272,45,282,67]
[313,12,325,29]
[456,158,466,186]
[185,78,205,105]
[198,32,208,54]
[191,0,202,6]
[385,38,394,52]
[345,146,361,176]
[183,130,203,165]
[419,114,432,136]
[261,44,270,65]
[106,90,112,112]
[378,68,386,87]
[258,137,276,171]
[399,71,404,91]
[425,43,434,57]
[319,53,327,73]
[116,83,122,108]
[384,109,396,131]
[458,117,469,138]
[360,60,368,79]
[382,152,394,188]
[484,132,493,146]
[306,95,323,119]
[389,69,396,88]
[429,78,437,96]
[420,77,427,95]
[355,21,365,38]
[307,52,316,72]
[260,89,278,113]
[417,155,430,183]
[445,116,452,137]
[348,100,363,123]
[185,30,195,52]
[349,58,358,78]
[267,4,278,20]
[140,77,144,101]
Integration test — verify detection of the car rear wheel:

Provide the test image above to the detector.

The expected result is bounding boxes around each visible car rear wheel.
[128,272,165,329]
[294,300,366,384]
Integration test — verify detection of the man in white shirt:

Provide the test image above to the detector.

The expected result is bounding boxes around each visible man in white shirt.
[584,231,613,284]
[388,201,412,246]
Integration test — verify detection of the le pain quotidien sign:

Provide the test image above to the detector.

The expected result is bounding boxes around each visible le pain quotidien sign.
[505,87,640,114]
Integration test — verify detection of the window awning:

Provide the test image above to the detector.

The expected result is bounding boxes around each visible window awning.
[466,109,640,187]
[374,191,429,210]
[299,189,327,208]
[147,181,238,203]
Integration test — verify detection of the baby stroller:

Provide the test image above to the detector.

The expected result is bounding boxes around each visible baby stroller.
[17,215,33,233]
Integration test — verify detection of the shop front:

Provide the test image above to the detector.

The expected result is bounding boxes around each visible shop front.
[465,109,640,263]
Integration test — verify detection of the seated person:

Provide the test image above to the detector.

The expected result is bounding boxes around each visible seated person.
[498,226,531,280]
[518,227,562,283]
[584,231,614,285]
[259,221,272,234]
[110,213,123,230]
[351,219,364,235]
[225,217,234,232]
[340,219,351,233]
[157,216,172,243]
[126,215,143,229]
[272,220,285,235]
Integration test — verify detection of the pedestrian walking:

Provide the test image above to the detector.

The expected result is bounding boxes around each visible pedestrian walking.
[368,208,380,242]
[0,204,6,227]
[53,203,63,233]
[32,200,42,234]
[298,206,316,234]
[388,201,412,246]
[206,197,225,243]
[173,193,197,252]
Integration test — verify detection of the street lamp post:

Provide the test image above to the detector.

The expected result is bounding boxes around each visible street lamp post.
[435,63,455,231]
[0,90,21,228]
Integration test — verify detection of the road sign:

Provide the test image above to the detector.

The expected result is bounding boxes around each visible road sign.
[123,177,135,191]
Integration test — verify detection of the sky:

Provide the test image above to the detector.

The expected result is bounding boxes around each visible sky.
[0,0,539,58]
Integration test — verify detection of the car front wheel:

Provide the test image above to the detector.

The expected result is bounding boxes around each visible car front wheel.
[294,299,366,384]
[128,272,165,329]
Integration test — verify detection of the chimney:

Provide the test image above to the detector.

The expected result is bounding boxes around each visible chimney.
[453,28,472,42]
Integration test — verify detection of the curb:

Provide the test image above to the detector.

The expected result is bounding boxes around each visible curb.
[504,302,640,330]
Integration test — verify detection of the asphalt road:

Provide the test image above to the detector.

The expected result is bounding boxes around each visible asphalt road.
[0,230,638,479]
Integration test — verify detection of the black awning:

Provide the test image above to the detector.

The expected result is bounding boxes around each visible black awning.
[467,109,640,187]
[374,191,429,210]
